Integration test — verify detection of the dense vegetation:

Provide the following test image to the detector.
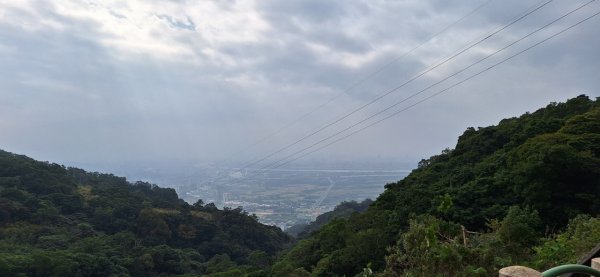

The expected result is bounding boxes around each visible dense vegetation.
[0,151,292,276]
[1,95,599,276]
[286,199,373,239]
[272,95,600,276]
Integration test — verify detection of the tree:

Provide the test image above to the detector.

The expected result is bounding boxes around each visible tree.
[136,208,171,245]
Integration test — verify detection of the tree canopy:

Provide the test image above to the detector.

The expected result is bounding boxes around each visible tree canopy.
[272,95,600,276]
[0,151,292,276]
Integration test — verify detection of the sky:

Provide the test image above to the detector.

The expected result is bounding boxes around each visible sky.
[0,0,599,170]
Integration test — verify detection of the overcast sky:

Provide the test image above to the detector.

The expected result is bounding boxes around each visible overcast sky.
[1,0,599,170]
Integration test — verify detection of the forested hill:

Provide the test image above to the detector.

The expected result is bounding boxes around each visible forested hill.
[272,95,600,276]
[1,95,599,277]
[0,150,292,276]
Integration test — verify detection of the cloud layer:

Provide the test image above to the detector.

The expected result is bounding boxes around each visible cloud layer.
[0,0,599,168]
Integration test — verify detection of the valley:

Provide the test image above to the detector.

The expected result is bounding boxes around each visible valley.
[104,163,412,230]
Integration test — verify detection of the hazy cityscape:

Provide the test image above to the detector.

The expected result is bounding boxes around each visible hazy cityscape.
[98,161,413,230]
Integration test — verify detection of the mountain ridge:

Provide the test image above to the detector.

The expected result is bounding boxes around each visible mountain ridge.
[271,94,600,276]
[0,151,293,276]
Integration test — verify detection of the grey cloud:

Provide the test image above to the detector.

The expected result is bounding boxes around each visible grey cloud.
[0,0,599,168]
[257,0,350,24]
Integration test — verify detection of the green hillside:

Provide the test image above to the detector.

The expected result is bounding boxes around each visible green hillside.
[1,95,599,276]
[272,95,600,276]
[0,151,292,276]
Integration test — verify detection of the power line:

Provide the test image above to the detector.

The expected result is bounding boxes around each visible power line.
[261,3,600,173]
[196,0,556,190]
[196,0,499,187]
[218,1,598,187]
[198,0,591,193]
[238,0,553,170]
[218,0,494,165]
[253,0,596,172]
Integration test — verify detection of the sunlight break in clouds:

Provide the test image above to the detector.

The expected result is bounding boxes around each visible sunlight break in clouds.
[0,0,271,64]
